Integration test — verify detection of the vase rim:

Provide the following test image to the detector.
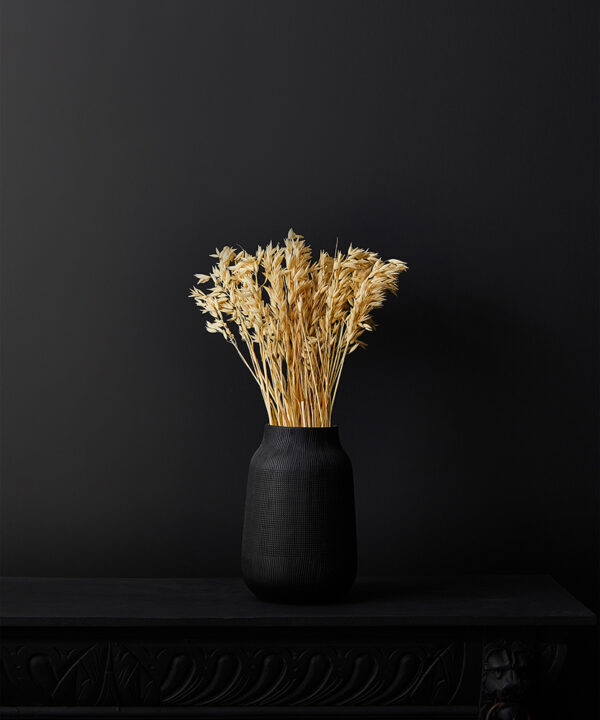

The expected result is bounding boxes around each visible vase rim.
[261,424,341,443]
[265,424,339,429]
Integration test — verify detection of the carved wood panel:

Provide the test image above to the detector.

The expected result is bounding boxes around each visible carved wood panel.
[1,638,470,707]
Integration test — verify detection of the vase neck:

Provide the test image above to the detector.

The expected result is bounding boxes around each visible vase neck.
[262,425,340,446]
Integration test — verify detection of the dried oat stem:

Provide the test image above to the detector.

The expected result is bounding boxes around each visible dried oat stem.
[190,229,407,427]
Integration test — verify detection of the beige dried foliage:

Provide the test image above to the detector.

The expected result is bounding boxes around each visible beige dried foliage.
[190,229,407,427]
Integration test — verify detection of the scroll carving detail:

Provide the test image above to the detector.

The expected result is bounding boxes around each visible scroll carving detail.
[0,640,466,707]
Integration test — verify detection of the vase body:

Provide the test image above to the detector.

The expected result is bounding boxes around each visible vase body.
[241,425,357,603]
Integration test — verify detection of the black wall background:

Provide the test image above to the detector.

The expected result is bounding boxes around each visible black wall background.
[1,0,598,709]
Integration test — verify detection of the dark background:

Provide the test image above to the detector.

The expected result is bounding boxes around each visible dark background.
[1,0,598,710]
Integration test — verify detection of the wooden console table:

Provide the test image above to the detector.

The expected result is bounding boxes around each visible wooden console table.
[0,576,595,719]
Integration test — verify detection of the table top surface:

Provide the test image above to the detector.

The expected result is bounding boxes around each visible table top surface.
[0,575,595,628]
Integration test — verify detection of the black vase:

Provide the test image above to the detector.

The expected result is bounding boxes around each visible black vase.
[241,425,357,603]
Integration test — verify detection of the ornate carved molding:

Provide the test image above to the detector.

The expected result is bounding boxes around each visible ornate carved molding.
[0,640,467,708]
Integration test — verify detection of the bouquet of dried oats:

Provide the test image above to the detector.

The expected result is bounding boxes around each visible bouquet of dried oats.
[190,229,407,427]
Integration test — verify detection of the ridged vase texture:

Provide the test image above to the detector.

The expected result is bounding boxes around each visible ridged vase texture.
[241,425,357,603]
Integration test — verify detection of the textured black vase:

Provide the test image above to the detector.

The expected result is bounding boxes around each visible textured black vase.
[241,425,357,603]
